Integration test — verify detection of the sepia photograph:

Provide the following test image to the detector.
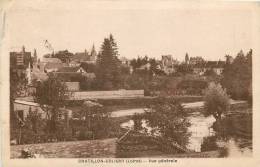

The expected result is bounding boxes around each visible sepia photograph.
[1,0,259,164]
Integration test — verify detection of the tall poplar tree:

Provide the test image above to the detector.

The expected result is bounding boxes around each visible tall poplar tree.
[96,34,121,90]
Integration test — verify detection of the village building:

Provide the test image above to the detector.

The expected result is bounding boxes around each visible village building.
[41,57,62,64]
[56,66,87,74]
[205,60,225,75]
[119,56,131,66]
[44,62,65,73]
[72,45,97,64]
[54,66,96,91]
[189,56,205,65]
[192,60,225,75]
[10,46,32,77]
[193,65,206,75]
[13,99,72,121]
[57,66,96,79]
[68,60,81,67]
[161,55,179,75]
[38,57,63,72]
[9,46,37,88]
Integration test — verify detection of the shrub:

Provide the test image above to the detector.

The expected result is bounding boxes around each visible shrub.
[200,136,218,152]
[204,82,230,120]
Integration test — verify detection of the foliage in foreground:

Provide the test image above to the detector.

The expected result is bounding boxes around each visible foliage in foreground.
[11,102,113,144]
[34,73,69,133]
[134,98,191,146]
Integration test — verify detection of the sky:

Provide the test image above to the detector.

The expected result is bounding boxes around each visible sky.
[2,0,259,61]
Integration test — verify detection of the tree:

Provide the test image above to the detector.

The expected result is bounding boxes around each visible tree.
[53,50,74,63]
[80,62,96,73]
[204,82,230,120]
[221,49,252,101]
[141,98,191,146]
[96,34,121,90]
[204,68,217,77]
[176,63,193,74]
[74,101,111,139]
[200,136,218,152]
[34,73,69,133]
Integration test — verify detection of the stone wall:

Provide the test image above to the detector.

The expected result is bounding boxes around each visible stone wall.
[71,90,144,100]
[65,82,80,91]
[10,138,117,158]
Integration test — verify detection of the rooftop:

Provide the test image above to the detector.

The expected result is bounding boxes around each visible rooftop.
[44,62,65,69]
[42,57,62,64]
[57,66,85,73]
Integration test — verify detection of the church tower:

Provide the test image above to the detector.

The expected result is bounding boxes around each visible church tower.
[33,49,37,64]
[185,53,189,64]
[90,44,97,62]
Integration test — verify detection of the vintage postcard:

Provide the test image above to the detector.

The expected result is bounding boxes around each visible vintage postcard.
[1,0,260,167]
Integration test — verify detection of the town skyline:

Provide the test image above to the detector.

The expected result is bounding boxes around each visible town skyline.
[3,0,256,61]
[10,44,240,62]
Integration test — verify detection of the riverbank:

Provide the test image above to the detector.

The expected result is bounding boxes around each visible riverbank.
[108,100,248,118]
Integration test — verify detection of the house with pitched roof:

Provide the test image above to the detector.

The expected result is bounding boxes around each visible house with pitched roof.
[44,62,66,73]
[192,60,225,75]
[56,66,87,73]
[71,45,97,64]
[161,55,179,75]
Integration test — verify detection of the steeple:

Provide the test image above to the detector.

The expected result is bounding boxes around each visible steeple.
[33,49,37,64]
[90,44,97,61]
[91,45,96,55]
[185,53,189,64]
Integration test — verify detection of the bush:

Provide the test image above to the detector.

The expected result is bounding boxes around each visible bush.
[177,79,208,95]
[204,82,230,120]
[200,136,218,152]
[77,130,93,140]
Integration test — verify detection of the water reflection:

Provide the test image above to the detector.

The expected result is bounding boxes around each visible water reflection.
[120,109,252,157]
[186,112,216,152]
[217,138,252,157]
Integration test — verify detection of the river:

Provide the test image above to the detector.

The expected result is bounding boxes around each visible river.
[119,108,252,157]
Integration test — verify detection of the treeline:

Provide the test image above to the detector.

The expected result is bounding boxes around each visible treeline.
[221,49,252,103]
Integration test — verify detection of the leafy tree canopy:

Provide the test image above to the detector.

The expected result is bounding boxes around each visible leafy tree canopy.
[221,49,252,101]
[204,82,230,120]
